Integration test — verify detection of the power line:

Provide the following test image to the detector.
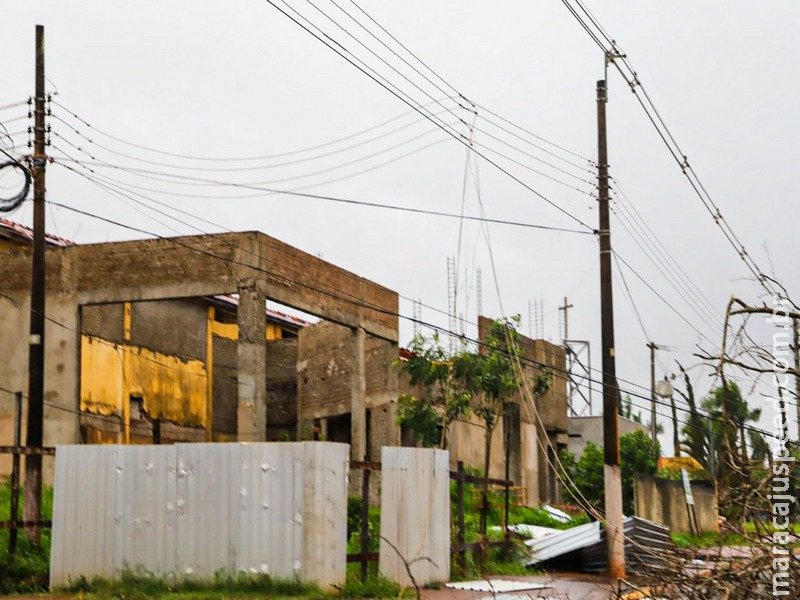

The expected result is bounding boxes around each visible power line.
[612,179,720,319]
[260,0,595,232]
[559,0,782,298]
[50,155,594,235]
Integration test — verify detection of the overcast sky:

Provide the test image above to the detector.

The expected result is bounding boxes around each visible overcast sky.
[3,1,798,452]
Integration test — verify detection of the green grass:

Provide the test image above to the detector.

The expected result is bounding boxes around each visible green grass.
[335,573,405,598]
[671,531,748,548]
[58,572,327,600]
[672,521,800,549]
[0,480,53,594]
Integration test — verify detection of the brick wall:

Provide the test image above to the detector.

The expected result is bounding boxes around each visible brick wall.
[81,303,125,342]
[297,321,352,419]
[212,336,237,436]
[131,299,207,361]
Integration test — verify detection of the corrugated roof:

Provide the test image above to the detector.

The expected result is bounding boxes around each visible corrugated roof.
[0,217,75,247]
[210,294,311,329]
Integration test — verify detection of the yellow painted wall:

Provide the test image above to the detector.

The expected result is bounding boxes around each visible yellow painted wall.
[80,304,293,445]
[209,319,284,341]
[80,336,209,438]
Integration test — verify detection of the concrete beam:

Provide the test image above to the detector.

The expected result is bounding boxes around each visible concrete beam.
[0,231,399,342]
[237,280,267,442]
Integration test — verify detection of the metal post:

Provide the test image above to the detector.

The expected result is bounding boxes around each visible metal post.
[597,76,625,578]
[456,461,466,573]
[359,457,371,581]
[504,407,511,553]
[9,391,23,555]
[24,24,46,545]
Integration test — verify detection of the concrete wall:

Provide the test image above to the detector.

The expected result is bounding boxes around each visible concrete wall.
[568,416,648,458]
[449,416,507,480]
[634,474,719,533]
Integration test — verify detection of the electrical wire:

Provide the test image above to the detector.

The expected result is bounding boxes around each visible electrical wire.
[260,0,596,232]
[559,0,782,298]
[49,154,594,236]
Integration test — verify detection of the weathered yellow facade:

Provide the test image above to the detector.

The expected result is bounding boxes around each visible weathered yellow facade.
[79,301,294,444]
[80,335,209,443]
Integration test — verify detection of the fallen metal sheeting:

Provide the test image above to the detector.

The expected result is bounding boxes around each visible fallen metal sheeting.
[581,516,672,574]
[445,579,552,593]
[524,521,602,566]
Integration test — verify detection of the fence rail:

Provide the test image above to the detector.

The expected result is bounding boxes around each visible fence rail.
[0,446,56,455]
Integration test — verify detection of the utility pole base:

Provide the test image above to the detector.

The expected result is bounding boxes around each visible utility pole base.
[604,464,626,578]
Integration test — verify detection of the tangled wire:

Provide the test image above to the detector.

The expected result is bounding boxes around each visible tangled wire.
[0,160,31,212]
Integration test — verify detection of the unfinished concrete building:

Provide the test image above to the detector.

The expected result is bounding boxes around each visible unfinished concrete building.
[0,223,398,479]
[0,220,570,506]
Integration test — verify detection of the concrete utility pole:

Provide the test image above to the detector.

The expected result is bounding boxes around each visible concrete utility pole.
[24,24,46,543]
[647,342,657,445]
[597,77,625,578]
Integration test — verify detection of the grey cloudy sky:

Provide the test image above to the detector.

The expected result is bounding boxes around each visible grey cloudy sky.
[3,1,798,451]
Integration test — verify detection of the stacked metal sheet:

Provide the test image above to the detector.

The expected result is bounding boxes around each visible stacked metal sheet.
[581,516,672,574]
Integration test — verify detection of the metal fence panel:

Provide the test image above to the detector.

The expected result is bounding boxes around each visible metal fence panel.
[50,445,118,584]
[302,441,349,585]
[50,442,348,588]
[112,445,177,577]
[379,447,450,586]
[236,443,304,577]
[175,443,238,577]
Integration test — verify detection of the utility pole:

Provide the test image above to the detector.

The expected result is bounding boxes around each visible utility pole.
[597,76,625,578]
[24,24,46,544]
[794,319,799,441]
[559,296,573,342]
[647,342,657,445]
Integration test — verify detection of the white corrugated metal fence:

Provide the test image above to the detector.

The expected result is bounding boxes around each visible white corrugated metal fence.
[50,442,348,588]
[379,447,450,586]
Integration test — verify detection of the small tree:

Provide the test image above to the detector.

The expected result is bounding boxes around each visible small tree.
[396,332,472,448]
[561,430,659,515]
[620,429,660,514]
[465,317,526,482]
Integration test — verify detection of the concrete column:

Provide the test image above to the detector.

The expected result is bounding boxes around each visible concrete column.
[504,402,522,487]
[237,280,267,441]
[350,327,367,460]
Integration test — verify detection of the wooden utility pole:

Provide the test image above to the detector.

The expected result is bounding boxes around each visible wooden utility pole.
[597,77,625,578]
[559,296,573,342]
[24,24,46,543]
[794,319,799,441]
[647,342,657,445]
